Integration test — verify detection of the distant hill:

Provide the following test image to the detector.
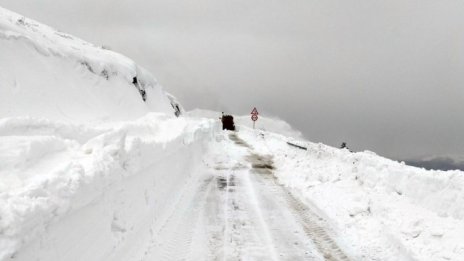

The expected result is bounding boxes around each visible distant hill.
[405,156,464,171]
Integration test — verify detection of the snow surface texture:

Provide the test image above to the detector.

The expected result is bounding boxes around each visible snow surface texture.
[1,113,464,260]
[238,129,464,261]
[0,114,217,260]
[0,7,180,122]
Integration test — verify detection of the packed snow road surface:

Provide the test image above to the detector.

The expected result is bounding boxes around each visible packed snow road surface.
[143,133,349,261]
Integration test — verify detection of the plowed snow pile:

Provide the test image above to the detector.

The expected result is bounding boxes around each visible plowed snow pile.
[238,128,464,261]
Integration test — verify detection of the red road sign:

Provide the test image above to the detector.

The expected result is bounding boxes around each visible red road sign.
[251,107,259,116]
[251,115,258,121]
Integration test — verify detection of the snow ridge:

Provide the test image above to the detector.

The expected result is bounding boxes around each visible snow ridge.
[0,6,177,122]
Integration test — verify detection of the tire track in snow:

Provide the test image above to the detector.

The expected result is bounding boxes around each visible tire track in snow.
[202,165,277,260]
[198,175,227,260]
[142,176,213,261]
[249,154,350,261]
[141,132,350,261]
[231,133,351,261]
[282,191,350,261]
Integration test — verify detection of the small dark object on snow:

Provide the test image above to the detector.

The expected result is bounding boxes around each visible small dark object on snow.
[221,112,235,131]
[140,89,146,101]
[132,76,147,102]
[174,104,181,117]
[340,142,353,152]
[287,142,307,150]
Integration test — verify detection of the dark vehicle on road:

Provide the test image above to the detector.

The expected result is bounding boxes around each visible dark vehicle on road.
[221,113,235,131]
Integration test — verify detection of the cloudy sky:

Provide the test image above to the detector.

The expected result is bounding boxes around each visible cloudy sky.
[1,0,464,161]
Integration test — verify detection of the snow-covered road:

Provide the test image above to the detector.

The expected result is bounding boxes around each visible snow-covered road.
[143,133,349,261]
[3,116,464,260]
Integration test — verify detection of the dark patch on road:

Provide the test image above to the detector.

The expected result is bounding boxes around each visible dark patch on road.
[251,163,274,170]
[246,154,275,175]
[217,177,228,190]
[217,175,236,191]
[229,175,236,186]
[214,165,228,171]
[229,133,251,148]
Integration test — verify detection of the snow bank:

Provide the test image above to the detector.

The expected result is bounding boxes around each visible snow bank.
[0,114,218,260]
[239,128,464,261]
[0,7,177,122]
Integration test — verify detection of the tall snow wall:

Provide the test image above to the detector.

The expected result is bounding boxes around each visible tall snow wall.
[0,115,219,260]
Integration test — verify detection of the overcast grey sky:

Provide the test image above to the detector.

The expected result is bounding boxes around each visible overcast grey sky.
[1,0,464,160]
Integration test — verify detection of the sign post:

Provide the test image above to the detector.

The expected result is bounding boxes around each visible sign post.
[251,107,259,129]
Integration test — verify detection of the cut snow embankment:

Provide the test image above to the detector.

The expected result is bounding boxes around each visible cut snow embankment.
[0,6,181,122]
[238,128,464,261]
[0,114,218,260]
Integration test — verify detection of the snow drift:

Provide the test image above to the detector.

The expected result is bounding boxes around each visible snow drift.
[0,7,180,122]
